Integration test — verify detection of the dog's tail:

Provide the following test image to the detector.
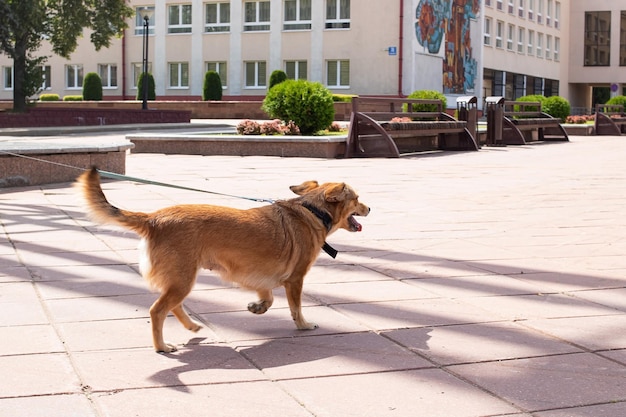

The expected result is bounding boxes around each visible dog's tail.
[75,167,151,237]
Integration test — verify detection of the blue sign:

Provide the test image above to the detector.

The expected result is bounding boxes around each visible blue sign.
[388,46,397,56]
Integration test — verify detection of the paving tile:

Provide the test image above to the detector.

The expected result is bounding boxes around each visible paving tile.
[568,287,626,312]
[450,353,626,412]
[93,381,313,417]
[236,332,433,380]
[534,402,626,417]
[44,293,157,322]
[280,368,519,417]
[0,281,48,326]
[72,345,264,391]
[405,274,546,298]
[0,394,97,417]
[0,265,32,283]
[305,279,438,305]
[0,324,65,356]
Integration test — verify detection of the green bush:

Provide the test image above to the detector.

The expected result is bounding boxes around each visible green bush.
[39,94,60,101]
[606,95,626,107]
[268,70,287,89]
[332,94,356,102]
[82,72,103,101]
[136,73,156,101]
[516,95,546,112]
[203,71,223,101]
[262,80,335,135]
[542,96,571,121]
[405,90,447,112]
[63,95,83,101]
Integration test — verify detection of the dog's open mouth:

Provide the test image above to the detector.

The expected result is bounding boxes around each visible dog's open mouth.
[348,215,362,232]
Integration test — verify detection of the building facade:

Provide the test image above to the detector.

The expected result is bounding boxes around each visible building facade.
[0,0,625,111]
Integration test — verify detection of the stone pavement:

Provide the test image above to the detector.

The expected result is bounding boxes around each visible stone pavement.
[1,134,626,416]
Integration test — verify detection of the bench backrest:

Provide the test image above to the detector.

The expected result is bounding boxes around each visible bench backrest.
[503,101,543,117]
[352,97,445,121]
[596,104,624,115]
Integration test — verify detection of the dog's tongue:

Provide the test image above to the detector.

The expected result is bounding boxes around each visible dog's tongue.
[350,216,363,232]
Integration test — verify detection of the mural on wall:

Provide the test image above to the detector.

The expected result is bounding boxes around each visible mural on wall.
[415,0,480,94]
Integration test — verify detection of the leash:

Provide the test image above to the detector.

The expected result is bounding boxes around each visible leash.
[1,149,338,257]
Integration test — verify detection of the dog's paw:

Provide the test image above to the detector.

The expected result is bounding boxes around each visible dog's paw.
[187,320,203,333]
[295,321,319,330]
[156,342,178,353]
[247,301,269,315]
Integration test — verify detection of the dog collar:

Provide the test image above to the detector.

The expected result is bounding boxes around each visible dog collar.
[301,203,338,258]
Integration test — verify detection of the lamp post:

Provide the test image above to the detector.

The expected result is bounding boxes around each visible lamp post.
[139,7,153,110]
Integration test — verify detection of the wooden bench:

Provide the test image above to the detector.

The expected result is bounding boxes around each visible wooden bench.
[485,97,569,145]
[594,104,626,135]
[345,97,479,157]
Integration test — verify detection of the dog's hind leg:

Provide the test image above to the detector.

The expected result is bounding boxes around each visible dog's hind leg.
[284,280,318,330]
[247,289,274,314]
[172,304,203,332]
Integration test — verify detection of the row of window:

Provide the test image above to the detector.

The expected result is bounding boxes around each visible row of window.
[484,68,559,100]
[136,0,350,35]
[2,60,351,91]
[484,18,560,61]
[486,0,561,29]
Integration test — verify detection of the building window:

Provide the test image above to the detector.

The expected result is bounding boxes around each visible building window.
[517,27,525,53]
[527,0,534,20]
[206,62,228,87]
[484,17,492,46]
[98,64,117,88]
[554,37,560,62]
[135,6,155,35]
[284,0,311,30]
[496,0,503,11]
[168,4,192,33]
[245,61,267,88]
[585,11,611,66]
[493,70,505,97]
[66,64,83,89]
[132,63,152,88]
[518,0,524,18]
[527,30,534,55]
[326,0,350,29]
[513,73,526,99]
[485,0,492,6]
[621,12,626,66]
[39,65,51,90]
[536,0,543,24]
[545,35,552,60]
[169,62,189,88]
[285,60,307,80]
[205,2,230,32]
[546,0,552,26]
[495,20,503,48]
[508,0,514,14]
[326,59,349,88]
[244,1,270,31]
[3,66,12,90]
[554,1,560,29]
[507,24,514,50]
[536,33,543,58]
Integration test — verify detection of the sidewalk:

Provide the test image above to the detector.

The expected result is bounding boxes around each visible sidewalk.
[2,134,626,416]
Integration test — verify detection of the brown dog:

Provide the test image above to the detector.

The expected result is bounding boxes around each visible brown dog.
[76,168,369,352]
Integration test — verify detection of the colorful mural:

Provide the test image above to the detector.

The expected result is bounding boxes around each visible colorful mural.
[415,0,480,94]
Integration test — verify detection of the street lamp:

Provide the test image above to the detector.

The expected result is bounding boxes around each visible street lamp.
[139,7,154,110]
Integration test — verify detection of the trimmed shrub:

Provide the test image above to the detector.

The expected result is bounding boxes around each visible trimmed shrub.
[82,72,103,101]
[268,70,287,89]
[262,80,335,135]
[606,95,626,107]
[39,94,60,101]
[63,95,83,101]
[405,90,447,112]
[136,73,156,101]
[203,71,223,101]
[332,94,357,102]
[542,96,571,121]
[516,94,546,112]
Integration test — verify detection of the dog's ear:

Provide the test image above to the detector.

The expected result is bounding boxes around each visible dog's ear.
[290,180,319,195]
[324,183,349,202]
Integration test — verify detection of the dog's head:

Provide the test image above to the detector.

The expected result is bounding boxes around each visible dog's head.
[290,181,370,233]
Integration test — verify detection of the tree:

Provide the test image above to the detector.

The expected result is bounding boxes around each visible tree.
[203,71,222,101]
[0,0,134,112]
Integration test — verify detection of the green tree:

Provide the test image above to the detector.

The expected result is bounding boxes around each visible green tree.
[82,72,103,101]
[0,0,134,112]
[203,71,222,100]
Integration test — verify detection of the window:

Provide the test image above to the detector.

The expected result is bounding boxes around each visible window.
[545,35,552,60]
[495,20,503,48]
[537,0,543,24]
[485,0,492,6]
[546,0,552,26]
[585,11,611,66]
[513,74,526,99]
[536,33,543,58]
[205,2,230,32]
[493,70,505,97]
[621,12,626,66]
[3,66,12,90]
[554,1,560,29]
[507,24,514,50]
[518,0,524,18]
[206,62,228,87]
[484,17,492,46]
[245,61,266,88]
[326,59,349,88]
[284,0,311,30]
[517,27,525,53]
[169,62,189,88]
[39,65,51,90]
[285,60,307,80]
[168,4,192,33]
[508,0,514,14]
[528,0,534,20]
[132,63,152,88]
[326,0,350,29]
[527,30,534,55]
[496,0,503,11]
[98,64,117,88]
[135,6,155,35]
[554,37,560,61]
[66,64,83,89]
[244,1,270,31]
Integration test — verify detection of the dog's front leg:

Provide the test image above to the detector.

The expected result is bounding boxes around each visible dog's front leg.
[284,280,318,330]
[247,289,274,314]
